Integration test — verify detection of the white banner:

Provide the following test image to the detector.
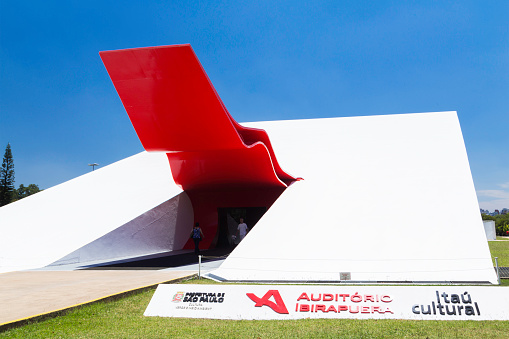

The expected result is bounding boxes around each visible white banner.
[144,284,509,320]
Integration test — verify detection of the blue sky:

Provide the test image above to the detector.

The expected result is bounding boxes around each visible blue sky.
[1,1,508,211]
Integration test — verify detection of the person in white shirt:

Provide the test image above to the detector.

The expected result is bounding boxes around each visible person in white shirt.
[237,218,249,241]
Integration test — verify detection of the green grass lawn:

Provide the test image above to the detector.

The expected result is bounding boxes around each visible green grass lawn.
[1,284,509,339]
[488,240,509,267]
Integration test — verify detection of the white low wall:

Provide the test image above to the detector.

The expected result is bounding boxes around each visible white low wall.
[483,220,496,241]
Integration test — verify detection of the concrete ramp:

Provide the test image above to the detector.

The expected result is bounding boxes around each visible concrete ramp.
[210,112,498,283]
[0,152,188,273]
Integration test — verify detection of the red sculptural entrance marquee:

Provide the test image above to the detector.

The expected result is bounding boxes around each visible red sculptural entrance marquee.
[100,44,297,249]
[100,44,295,191]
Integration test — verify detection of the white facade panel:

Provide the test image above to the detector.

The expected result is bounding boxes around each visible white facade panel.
[210,112,497,283]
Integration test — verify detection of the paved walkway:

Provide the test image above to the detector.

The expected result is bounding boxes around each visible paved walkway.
[0,257,225,328]
[0,270,194,327]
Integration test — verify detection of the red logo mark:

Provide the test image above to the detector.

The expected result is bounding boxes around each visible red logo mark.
[246,290,289,314]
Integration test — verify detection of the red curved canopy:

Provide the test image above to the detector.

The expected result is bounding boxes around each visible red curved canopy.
[100,44,296,190]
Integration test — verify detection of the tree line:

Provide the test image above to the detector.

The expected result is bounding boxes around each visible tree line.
[0,143,41,206]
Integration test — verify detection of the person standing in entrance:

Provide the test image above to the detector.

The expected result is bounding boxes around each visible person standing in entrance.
[191,222,205,254]
[237,218,249,241]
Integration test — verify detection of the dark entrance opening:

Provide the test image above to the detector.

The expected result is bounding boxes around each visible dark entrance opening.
[216,207,267,248]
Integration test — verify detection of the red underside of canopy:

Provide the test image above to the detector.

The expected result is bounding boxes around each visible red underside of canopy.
[100,44,297,249]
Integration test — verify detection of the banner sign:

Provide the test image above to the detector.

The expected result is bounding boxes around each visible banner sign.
[144,284,509,320]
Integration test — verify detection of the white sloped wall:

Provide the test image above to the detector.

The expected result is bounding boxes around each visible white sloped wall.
[0,151,186,273]
[210,112,497,284]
